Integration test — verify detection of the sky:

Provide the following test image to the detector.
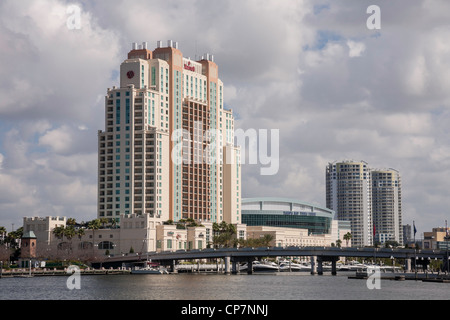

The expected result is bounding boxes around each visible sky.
[0,0,449,237]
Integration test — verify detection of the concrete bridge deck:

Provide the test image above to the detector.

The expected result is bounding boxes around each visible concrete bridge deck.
[96,246,448,275]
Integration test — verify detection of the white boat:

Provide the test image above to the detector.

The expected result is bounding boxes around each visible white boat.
[131,262,169,274]
[279,262,309,272]
[239,261,279,272]
[252,261,279,272]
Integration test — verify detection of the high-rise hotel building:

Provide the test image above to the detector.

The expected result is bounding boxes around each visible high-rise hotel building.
[326,160,403,247]
[98,41,241,225]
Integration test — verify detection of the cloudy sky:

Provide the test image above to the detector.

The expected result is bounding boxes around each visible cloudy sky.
[0,0,449,237]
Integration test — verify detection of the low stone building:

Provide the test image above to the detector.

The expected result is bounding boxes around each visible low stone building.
[22,215,247,260]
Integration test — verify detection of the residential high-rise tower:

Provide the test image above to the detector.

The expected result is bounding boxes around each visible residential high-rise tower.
[371,169,403,245]
[326,160,403,247]
[326,160,373,247]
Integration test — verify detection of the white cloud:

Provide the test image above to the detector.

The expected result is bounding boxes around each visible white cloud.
[347,40,366,57]
[0,0,449,235]
[39,126,73,154]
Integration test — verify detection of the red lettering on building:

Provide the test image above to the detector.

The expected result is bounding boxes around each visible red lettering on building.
[184,61,195,72]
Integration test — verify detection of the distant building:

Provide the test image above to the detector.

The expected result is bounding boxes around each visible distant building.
[371,169,403,246]
[19,231,37,268]
[242,197,334,234]
[241,197,349,247]
[326,160,403,247]
[326,160,372,247]
[403,224,412,246]
[423,227,450,250]
[22,215,246,257]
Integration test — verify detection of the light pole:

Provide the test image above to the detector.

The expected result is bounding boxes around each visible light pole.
[445,220,449,277]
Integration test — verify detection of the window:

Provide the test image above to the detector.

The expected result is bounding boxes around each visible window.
[98,241,114,250]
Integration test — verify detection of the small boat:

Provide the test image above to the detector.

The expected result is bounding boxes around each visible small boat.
[131,262,169,274]
[131,266,169,274]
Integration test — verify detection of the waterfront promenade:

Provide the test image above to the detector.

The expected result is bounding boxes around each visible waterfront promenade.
[0,267,130,278]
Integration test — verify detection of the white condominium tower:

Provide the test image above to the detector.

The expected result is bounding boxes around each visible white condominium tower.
[371,169,403,245]
[326,160,403,247]
[97,41,241,225]
[326,160,373,247]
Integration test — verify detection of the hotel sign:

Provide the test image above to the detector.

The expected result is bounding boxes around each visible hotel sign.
[184,61,195,72]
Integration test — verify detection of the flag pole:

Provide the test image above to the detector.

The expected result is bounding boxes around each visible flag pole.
[446,220,449,277]
[413,221,417,280]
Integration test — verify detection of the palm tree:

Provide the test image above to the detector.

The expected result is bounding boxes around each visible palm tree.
[99,218,109,228]
[77,228,85,240]
[0,226,7,244]
[66,218,77,226]
[343,232,352,247]
[336,239,342,248]
[63,226,76,255]
[261,234,274,247]
[87,219,101,254]
[53,226,65,241]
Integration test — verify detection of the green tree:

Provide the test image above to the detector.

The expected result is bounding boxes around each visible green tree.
[77,228,85,240]
[343,232,352,247]
[212,222,237,248]
[0,226,7,244]
[64,226,76,254]
[99,218,109,228]
[66,218,77,226]
[87,219,101,251]
[261,234,274,247]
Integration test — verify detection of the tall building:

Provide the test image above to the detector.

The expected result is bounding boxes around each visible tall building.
[98,40,241,225]
[371,169,403,245]
[326,160,373,247]
[326,161,403,247]
[403,224,412,246]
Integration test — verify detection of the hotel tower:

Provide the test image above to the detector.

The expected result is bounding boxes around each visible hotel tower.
[97,40,241,226]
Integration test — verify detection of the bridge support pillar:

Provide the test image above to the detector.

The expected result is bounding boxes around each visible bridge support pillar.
[247,257,253,274]
[171,260,178,274]
[331,259,337,276]
[405,258,412,273]
[231,260,238,274]
[310,256,317,275]
[224,256,231,274]
[317,257,323,275]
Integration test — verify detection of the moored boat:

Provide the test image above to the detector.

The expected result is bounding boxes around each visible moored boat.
[252,261,279,272]
[131,262,169,274]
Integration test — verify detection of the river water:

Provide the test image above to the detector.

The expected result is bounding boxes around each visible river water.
[0,271,447,300]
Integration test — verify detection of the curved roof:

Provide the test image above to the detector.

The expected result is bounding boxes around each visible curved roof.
[242,197,334,216]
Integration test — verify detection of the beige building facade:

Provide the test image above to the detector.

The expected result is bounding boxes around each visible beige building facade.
[22,215,247,257]
[246,225,351,248]
[98,40,240,227]
[423,227,450,250]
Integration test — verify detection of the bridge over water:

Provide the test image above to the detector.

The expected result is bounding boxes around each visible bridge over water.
[96,246,448,275]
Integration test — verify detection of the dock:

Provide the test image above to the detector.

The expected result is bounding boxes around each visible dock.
[0,268,131,278]
[348,271,450,283]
